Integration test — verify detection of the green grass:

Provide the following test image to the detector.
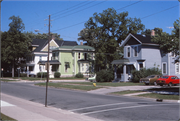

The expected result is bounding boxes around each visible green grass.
[0,79,19,81]
[35,82,101,91]
[61,82,144,87]
[1,113,17,121]
[137,93,179,100]
[35,82,144,91]
[112,90,143,95]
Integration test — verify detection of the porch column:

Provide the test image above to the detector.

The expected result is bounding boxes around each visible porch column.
[27,66,29,77]
[123,64,126,82]
[114,65,117,80]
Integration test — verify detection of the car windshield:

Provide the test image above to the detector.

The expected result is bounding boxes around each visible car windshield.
[147,75,155,78]
[161,76,169,79]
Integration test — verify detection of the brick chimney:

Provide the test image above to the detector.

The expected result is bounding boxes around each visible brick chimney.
[80,42,83,45]
[151,30,155,36]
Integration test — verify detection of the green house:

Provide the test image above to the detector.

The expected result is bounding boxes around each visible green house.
[52,45,95,77]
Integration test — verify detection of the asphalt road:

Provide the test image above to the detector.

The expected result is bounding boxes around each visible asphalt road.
[1,82,179,121]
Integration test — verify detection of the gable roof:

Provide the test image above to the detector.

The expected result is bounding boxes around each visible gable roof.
[32,39,78,53]
[121,33,158,47]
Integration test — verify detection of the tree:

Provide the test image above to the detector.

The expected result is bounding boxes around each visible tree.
[78,8,144,71]
[24,31,63,40]
[150,20,179,56]
[1,16,32,77]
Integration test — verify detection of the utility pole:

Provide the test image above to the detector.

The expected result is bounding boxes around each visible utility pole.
[45,15,51,107]
[0,0,2,120]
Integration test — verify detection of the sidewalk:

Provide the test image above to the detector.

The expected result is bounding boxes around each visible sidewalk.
[1,93,103,121]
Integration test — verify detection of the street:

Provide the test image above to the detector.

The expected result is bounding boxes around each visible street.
[1,81,179,121]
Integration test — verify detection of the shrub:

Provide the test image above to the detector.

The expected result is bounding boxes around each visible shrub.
[54,72,61,78]
[37,72,47,78]
[20,73,27,77]
[96,69,114,82]
[75,72,84,78]
[131,67,162,82]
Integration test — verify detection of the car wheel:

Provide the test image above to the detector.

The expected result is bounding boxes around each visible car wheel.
[168,82,173,87]
[154,82,157,86]
[160,84,163,86]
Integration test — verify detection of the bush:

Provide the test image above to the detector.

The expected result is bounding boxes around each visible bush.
[75,72,84,78]
[37,72,47,78]
[20,73,27,77]
[96,69,114,82]
[54,72,61,78]
[131,67,162,82]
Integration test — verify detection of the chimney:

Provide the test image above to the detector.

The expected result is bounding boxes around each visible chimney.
[151,30,155,36]
[80,42,83,45]
[52,35,55,40]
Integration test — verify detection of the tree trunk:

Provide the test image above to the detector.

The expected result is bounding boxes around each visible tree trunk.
[12,60,14,77]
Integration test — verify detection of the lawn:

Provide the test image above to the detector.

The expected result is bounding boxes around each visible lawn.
[137,93,179,100]
[35,82,144,91]
[1,113,17,121]
[0,79,19,82]
[35,82,101,91]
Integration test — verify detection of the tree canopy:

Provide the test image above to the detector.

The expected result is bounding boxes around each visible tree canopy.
[146,19,179,56]
[78,8,145,71]
[1,16,32,77]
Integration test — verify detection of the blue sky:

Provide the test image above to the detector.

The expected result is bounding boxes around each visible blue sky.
[1,0,179,44]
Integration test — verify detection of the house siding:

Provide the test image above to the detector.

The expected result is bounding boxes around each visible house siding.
[141,45,161,69]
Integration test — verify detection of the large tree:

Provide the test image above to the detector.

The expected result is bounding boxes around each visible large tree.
[78,8,144,71]
[1,16,31,77]
[146,19,179,56]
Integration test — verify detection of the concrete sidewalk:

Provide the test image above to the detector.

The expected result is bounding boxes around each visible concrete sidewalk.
[87,85,159,95]
[1,93,103,121]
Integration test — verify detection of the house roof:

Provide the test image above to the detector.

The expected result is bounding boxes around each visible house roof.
[32,39,78,52]
[121,33,158,46]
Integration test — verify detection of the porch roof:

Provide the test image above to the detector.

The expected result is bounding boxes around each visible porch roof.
[38,60,61,65]
[111,58,130,65]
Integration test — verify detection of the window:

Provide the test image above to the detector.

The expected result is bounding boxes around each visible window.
[65,62,70,72]
[78,53,81,59]
[139,63,143,69]
[127,47,130,57]
[162,63,167,74]
[134,46,138,57]
[50,46,56,50]
[39,56,42,61]
[175,63,179,74]
[84,53,87,60]
[29,66,34,71]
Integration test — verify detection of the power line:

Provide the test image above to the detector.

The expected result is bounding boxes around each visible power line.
[52,0,143,32]
[52,2,177,33]
[52,0,95,19]
[52,0,107,21]
[141,5,178,19]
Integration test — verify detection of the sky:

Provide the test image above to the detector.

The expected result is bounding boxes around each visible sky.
[1,0,179,44]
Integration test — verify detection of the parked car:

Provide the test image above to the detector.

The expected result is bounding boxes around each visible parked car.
[86,74,96,82]
[140,75,161,85]
[156,75,180,86]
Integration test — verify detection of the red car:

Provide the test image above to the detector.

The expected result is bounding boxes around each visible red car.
[156,75,180,86]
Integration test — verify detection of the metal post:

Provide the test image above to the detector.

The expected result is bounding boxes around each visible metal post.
[45,15,50,107]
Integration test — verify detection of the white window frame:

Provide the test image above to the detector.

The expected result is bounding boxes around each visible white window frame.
[162,62,167,74]
[126,46,131,58]
[134,46,138,57]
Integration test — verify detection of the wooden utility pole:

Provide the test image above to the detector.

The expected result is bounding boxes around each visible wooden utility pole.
[0,0,2,120]
[45,15,51,107]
